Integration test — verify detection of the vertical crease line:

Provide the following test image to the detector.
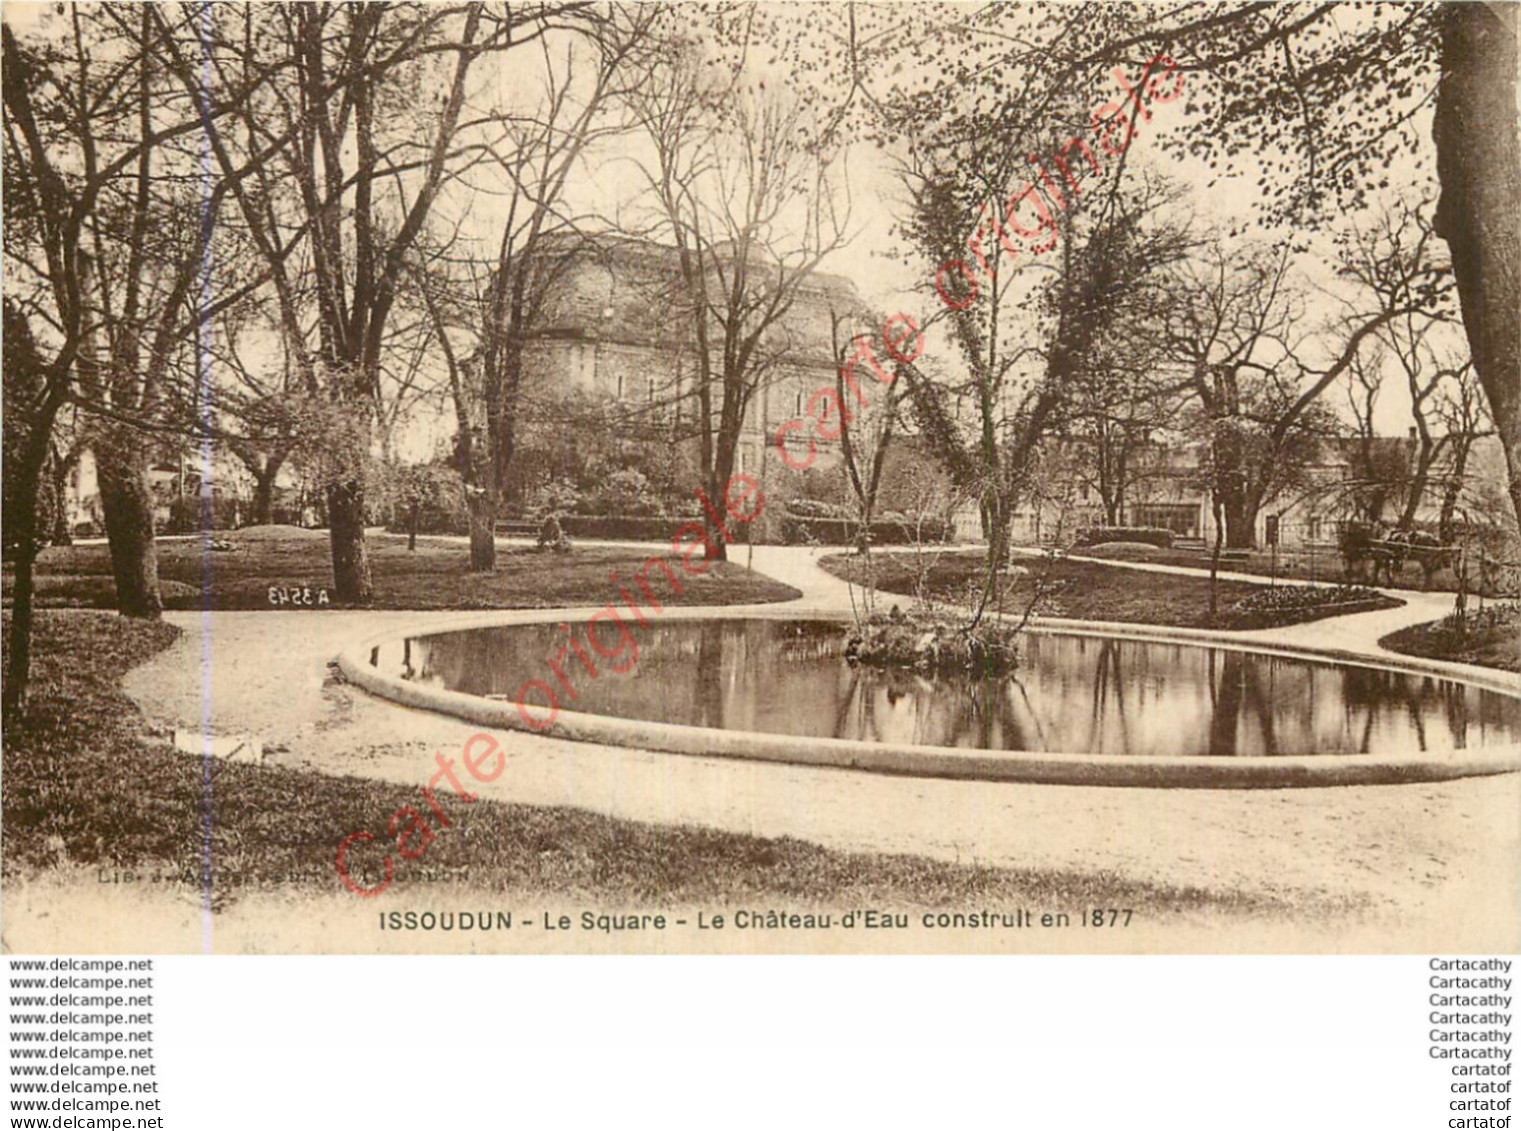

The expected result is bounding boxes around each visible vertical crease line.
[196,2,216,955]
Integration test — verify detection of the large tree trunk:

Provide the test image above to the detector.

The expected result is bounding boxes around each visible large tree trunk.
[45,444,75,546]
[703,467,730,563]
[47,470,71,545]
[1209,426,1258,549]
[4,437,50,718]
[252,479,272,527]
[1217,484,1258,550]
[326,481,373,605]
[96,444,163,620]
[250,455,284,527]
[1434,3,1521,530]
[985,493,1012,570]
[467,487,496,572]
[1207,494,1226,623]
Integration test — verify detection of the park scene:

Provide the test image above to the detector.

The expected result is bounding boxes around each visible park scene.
[3,1,1519,953]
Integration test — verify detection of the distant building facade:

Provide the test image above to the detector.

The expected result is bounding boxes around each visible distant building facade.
[1006,433,1512,549]
[512,235,933,529]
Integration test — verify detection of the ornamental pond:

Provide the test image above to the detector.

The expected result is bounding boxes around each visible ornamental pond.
[367,617,1521,759]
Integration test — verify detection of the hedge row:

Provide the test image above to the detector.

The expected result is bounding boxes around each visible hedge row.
[557,514,739,542]
[1073,526,1175,549]
[780,515,950,546]
[390,511,948,545]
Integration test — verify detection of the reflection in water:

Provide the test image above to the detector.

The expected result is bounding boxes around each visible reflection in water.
[373,619,1521,758]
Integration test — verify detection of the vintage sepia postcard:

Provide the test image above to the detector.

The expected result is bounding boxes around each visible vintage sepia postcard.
[3,0,1518,956]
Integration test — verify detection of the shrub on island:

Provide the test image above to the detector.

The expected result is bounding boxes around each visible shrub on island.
[845,606,1021,675]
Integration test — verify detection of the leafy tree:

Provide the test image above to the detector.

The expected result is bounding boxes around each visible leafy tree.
[760,3,1519,527]
[895,154,1190,574]
[1,301,67,717]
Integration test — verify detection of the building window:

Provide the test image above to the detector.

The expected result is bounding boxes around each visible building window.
[615,372,625,400]
[1308,515,1322,541]
[795,390,803,416]
[647,377,656,404]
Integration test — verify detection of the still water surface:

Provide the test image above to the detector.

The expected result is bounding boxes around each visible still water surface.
[376,618,1521,757]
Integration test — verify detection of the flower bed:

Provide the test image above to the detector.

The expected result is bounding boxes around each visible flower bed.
[1380,602,1521,674]
[1223,585,1401,630]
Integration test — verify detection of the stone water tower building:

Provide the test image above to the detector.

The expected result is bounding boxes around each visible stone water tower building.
[511,234,894,529]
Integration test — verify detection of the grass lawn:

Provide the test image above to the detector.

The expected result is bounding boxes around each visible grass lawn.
[4,524,799,611]
[1380,604,1521,674]
[819,548,1402,631]
[1,611,1311,919]
[1080,540,1515,597]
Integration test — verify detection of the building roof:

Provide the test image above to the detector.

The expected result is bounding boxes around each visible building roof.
[530,233,868,366]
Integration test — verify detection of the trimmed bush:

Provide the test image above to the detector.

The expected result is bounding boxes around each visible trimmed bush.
[1074,526,1174,549]
[780,514,950,546]
[556,514,750,543]
[785,498,849,519]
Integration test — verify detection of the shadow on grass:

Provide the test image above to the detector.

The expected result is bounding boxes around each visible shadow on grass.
[4,528,801,611]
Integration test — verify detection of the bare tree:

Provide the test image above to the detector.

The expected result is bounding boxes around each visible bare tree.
[2,9,252,712]
[1164,220,1444,548]
[826,308,903,556]
[627,50,851,560]
[1342,345,1410,525]
[1434,363,1495,544]
[153,2,592,603]
[419,10,650,571]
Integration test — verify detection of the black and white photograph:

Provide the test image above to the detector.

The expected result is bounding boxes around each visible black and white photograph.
[3,0,1519,959]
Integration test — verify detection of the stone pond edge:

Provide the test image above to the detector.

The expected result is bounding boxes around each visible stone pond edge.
[334,605,1521,791]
